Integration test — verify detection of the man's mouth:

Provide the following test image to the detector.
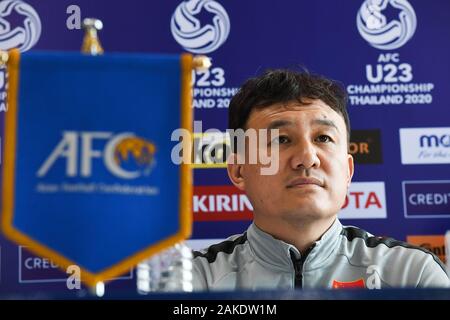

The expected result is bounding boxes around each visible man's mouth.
[286,177,324,188]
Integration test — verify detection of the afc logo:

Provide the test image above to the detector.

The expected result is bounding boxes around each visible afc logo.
[37,131,157,179]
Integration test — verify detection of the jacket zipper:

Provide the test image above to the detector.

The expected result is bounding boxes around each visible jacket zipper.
[290,247,314,288]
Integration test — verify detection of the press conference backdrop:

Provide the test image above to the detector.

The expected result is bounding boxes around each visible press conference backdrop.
[0,0,449,295]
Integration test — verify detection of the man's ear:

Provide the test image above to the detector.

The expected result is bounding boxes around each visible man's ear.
[227,153,245,191]
[347,153,354,187]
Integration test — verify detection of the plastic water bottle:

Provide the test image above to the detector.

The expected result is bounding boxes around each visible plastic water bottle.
[136,242,193,294]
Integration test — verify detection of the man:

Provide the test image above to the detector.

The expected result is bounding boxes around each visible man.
[192,69,450,290]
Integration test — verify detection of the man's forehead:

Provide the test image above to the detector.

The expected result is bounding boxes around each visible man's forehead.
[247,99,344,128]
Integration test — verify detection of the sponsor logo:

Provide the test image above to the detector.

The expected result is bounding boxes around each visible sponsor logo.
[0,0,41,52]
[194,185,253,221]
[357,0,416,50]
[171,0,230,54]
[349,130,383,164]
[188,124,280,175]
[192,131,229,168]
[332,278,365,289]
[400,128,450,164]
[339,182,387,219]
[402,180,450,218]
[195,182,386,221]
[406,235,446,264]
[19,247,132,283]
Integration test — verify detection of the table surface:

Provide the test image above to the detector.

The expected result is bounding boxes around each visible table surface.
[3,288,450,300]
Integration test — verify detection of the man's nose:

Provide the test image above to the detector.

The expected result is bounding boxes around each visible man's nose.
[289,138,320,170]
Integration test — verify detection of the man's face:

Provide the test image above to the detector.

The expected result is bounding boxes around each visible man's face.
[228,99,354,224]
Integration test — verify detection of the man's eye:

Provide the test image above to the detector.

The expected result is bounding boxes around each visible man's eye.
[272,135,290,144]
[315,135,333,143]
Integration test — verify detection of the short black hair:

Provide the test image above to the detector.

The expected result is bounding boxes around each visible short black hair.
[228,69,350,144]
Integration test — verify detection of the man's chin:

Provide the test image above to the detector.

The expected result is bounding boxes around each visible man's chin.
[284,202,336,219]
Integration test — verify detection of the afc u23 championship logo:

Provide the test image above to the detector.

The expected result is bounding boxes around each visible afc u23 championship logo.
[357,0,416,50]
[171,0,230,54]
[0,0,41,52]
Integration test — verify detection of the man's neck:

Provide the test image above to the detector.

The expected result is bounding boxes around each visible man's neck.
[253,215,337,255]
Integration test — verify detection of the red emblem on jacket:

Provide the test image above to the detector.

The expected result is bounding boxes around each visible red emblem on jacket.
[332,278,365,288]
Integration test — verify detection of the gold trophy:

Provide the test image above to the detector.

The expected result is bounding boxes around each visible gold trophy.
[81,18,104,55]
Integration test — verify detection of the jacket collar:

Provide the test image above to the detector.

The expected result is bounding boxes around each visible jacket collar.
[247,218,342,272]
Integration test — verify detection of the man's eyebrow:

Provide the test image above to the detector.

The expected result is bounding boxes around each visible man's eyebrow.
[312,119,339,132]
[266,119,295,130]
